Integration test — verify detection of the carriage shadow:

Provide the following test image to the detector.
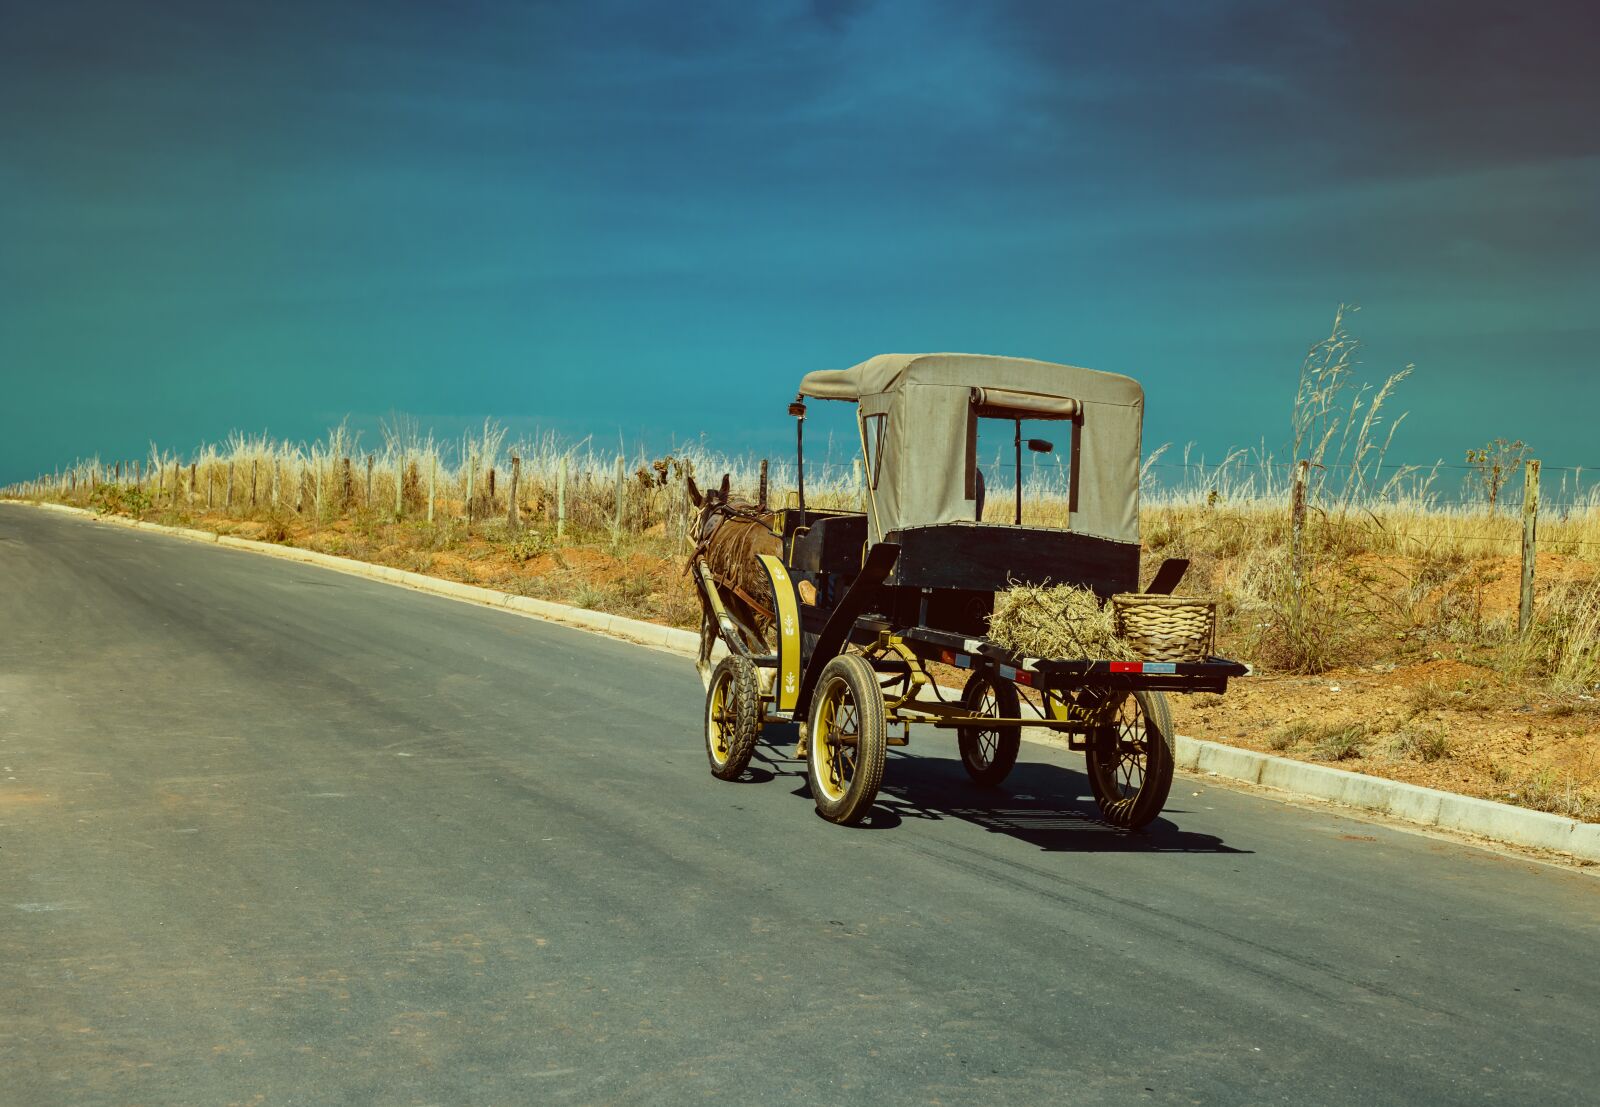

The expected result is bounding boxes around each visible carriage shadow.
[750,727,1246,855]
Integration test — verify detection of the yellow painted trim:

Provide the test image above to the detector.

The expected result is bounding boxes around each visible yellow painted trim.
[758,553,802,714]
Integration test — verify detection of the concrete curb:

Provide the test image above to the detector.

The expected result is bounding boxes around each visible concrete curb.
[9,498,1598,864]
[1164,733,1600,861]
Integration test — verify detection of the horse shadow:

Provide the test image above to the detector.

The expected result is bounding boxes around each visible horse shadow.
[748,724,1247,855]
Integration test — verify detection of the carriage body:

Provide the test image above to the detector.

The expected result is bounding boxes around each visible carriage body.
[696,353,1246,826]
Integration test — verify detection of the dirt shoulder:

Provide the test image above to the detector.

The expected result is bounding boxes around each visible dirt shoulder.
[1168,661,1600,820]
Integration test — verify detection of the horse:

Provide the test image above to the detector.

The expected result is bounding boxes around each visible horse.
[686,473,782,684]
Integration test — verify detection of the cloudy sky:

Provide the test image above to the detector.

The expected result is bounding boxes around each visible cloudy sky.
[3,0,1597,483]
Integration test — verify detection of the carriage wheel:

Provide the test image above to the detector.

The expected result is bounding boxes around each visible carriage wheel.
[807,654,887,825]
[704,655,761,781]
[1084,690,1175,829]
[956,672,1021,787]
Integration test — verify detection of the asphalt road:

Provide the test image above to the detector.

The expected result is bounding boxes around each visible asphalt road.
[2,504,1596,1106]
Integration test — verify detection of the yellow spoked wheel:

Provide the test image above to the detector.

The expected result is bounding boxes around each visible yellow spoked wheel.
[1084,690,1175,829]
[956,672,1021,787]
[705,654,761,781]
[806,654,887,825]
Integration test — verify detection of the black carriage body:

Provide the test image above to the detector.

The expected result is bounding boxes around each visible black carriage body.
[779,507,1137,637]
[771,508,1243,717]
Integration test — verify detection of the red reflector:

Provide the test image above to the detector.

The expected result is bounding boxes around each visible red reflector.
[1109,662,1143,673]
[939,649,957,664]
[1015,671,1033,686]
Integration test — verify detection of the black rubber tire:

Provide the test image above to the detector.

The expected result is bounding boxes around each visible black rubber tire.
[704,654,761,781]
[956,672,1021,787]
[806,654,887,825]
[1084,690,1175,828]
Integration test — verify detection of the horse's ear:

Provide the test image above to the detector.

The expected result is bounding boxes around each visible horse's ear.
[686,475,702,508]
[719,473,730,499]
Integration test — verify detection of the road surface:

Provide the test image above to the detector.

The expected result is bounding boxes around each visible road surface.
[2,503,1596,1105]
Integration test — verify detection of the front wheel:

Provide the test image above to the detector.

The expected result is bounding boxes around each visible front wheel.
[956,672,1021,787]
[705,654,761,780]
[807,654,887,825]
[1084,690,1174,829]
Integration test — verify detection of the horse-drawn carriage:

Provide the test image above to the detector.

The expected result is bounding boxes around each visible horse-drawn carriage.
[691,353,1246,827]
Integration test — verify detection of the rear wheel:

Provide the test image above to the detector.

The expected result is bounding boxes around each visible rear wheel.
[807,654,887,825]
[956,672,1021,787]
[1084,690,1174,828]
[705,655,761,780]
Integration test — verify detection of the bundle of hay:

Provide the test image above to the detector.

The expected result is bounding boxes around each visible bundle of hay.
[987,582,1134,661]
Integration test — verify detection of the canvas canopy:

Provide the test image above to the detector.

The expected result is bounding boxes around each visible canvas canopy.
[797,353,1143,545]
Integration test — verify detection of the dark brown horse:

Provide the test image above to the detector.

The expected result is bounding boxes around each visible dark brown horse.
[687,473,782,681]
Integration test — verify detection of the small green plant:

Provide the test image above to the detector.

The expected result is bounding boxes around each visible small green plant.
[1503,579,1600,692]
[1464,438,1531,510]
[89,482,151,518]
[1398,725,1452,762]
[1267,726,1301,752]
[258,510,295,543]
[1260,716,1312,751]
[1264,718,1367,760]
[1309,723,1368,762]
[508,531,546,565]
[1406,683,1449,716]
[1506,769,1600,820]
[571,583,607,610]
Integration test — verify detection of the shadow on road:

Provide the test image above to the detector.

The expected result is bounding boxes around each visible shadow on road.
[747,730,1247,855]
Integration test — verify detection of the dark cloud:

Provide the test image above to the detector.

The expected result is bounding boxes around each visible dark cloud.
[978,0,1600,194]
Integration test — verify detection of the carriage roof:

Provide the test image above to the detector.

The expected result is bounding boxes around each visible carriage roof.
[795,353,1144,545]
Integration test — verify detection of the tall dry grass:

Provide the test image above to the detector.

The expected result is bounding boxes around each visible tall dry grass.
[7,309,1594,689]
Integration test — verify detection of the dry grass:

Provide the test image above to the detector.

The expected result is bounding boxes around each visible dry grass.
[1267,719,1369,760]
[8,307,1598,698]
[987,582,1131,660]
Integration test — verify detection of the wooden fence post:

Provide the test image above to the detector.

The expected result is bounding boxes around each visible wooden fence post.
[189,463,197,505]
[251,459,259,509]
[465,453,475,525]
[557,456,567,541]
[1290,459,1309,623]
[508,455,521,533]
[613,455,625,539]
[365,454,373,509]
[427,455,436,524]
[758,458,768,510]
[1519,459,1540,635]
[678,474,691,554]
[225,462,235,510]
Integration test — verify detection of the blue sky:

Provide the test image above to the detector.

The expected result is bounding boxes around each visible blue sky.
[3,0,1597,483]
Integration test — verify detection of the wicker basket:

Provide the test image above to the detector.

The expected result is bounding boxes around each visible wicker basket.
[1111,594,1217,662]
